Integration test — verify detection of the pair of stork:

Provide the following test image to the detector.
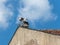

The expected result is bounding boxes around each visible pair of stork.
[19,17,29,28]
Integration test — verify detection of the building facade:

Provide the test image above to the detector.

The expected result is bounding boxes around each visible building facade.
[9,27,60,45]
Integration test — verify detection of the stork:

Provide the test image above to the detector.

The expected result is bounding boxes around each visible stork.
[19,17,29,28]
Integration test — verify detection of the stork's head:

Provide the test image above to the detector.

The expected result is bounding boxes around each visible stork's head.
[19,17,24,21]
[19,17,27,21]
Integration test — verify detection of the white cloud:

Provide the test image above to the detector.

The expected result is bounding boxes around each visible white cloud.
[0,0,13,29]
[18,0,57,22]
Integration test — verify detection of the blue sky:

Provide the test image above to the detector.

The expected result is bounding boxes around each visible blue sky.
[0,0,60,45]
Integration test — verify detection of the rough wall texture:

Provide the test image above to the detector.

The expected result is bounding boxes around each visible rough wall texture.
[9,27,60,45]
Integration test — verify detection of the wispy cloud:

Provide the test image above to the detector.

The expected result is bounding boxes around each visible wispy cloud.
[17,0,57,22]
[0,0,13,29]
[0,0,57,29]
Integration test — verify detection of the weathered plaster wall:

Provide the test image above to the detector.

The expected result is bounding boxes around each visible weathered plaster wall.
[9,27,60,45]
